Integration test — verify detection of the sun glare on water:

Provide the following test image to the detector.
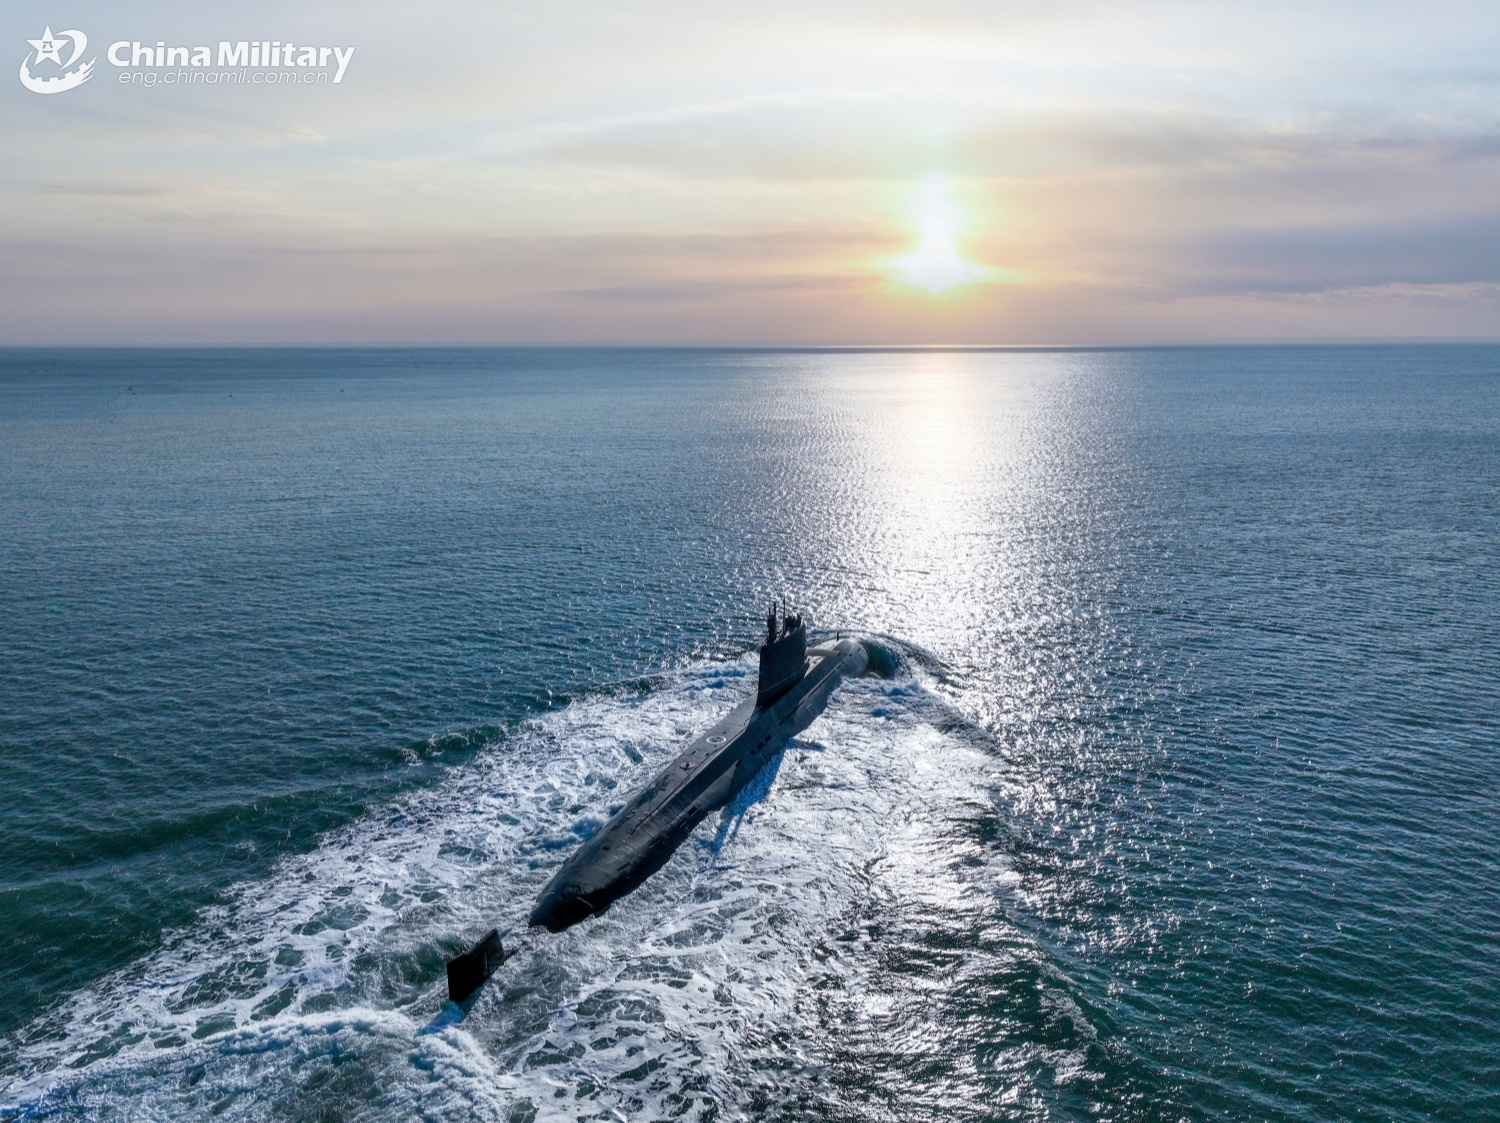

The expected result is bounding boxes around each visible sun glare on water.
[893,174,987,295]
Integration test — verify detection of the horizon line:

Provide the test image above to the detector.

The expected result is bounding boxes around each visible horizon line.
[3,337,1500,352]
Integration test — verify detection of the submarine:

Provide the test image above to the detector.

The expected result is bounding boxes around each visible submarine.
[445,607,872,1003]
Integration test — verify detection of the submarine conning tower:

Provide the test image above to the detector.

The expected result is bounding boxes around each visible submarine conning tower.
[757,604,809,709]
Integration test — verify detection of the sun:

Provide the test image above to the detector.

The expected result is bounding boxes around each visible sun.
[892,174,987,294]
[897,236,985,295]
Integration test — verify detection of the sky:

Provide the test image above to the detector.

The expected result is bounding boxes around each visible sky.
[3,0,1500,344]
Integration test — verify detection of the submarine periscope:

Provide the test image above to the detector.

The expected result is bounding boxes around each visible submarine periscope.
[445,606,874,1005]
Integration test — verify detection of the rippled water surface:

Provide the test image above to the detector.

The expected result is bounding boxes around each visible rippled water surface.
[2,346,1497,1120]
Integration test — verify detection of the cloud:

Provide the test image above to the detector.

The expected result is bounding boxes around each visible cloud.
[6,0,1500,341]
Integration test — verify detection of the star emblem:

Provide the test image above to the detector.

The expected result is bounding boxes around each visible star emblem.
[28,27,67,65]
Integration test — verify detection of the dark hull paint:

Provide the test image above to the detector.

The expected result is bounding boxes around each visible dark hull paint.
[529,638,870,932]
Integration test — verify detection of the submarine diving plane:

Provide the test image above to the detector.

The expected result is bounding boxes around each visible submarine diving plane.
[445,607,874,1004]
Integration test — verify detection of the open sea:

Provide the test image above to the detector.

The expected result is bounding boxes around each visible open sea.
[1,345,1497,1122]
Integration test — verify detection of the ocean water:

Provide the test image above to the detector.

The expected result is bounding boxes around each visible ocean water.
[0,345,1497,1121]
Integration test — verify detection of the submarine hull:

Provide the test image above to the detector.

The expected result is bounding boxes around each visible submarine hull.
[529,637,869,933]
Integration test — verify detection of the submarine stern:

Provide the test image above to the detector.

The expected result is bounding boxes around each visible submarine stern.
[529,885,599,933]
